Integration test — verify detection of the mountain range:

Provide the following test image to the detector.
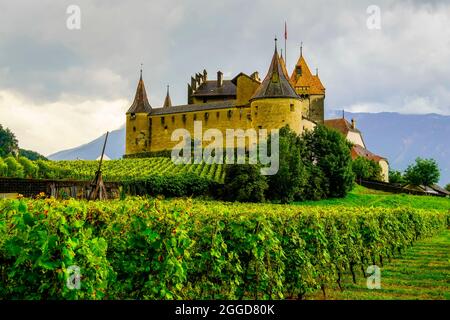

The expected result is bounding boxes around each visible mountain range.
[48,111,450,186]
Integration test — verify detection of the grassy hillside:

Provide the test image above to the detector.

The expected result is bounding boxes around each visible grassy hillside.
[298,185,450,211]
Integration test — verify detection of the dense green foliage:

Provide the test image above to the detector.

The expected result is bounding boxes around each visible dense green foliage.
[389,170,405,184]
[0,124,18,158]
[404,158,440,186]
[446,184,450,192]
[121,174,218,198]
[223,164,268,202]
[0,158,224,184]
[4,156,24,178]
[221,125,355,203]
[0,197,447,299]
[52,158,225,183]
[352,157,382,181]
[267,126,307,203]
[19,149,47,161]
[302,125,355,198]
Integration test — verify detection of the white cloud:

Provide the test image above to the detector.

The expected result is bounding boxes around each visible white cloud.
[0,90,128,156]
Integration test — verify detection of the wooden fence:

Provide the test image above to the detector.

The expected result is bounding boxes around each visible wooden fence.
[0,177,120,199]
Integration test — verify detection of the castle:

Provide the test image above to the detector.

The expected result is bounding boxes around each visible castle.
[126,40,324,153]
[125,40,389,181]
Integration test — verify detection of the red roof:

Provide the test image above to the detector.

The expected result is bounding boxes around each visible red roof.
[351,145,387,163]
[324,118,361,135]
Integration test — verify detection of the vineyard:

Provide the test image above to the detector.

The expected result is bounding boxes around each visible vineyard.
[0,197,448,299]
[0,157,225,183]
[52,159,226,183]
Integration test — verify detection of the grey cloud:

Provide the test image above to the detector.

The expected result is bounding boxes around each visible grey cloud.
[0,0,449,114]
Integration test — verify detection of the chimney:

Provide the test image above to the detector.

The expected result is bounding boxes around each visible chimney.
[203,69,207,82]
[250,71,260,82]
[191,76,197,91]
[217,71,223,87]
[351,118,356,129]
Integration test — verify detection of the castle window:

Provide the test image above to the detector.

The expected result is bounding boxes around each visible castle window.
[227,110,232,119]
[172,116,175,123]
[239,109,243,120]
[216,112,220,119]
[133,126,136,132]
[194,114,197,121]
[205,112,209,120]
[290,104,295,112]
[161,117,165,125]
[182,114,187,123]
[296,66,302,76]
[130,113,136,120]
[247,113,251,121]
[164,125,168,130]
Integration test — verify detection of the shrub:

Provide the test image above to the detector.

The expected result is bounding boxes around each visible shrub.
[4,156,24,178]
[389,170,405,184]
[352,157,382,181]
[121,173,215,198]
[0,158,8,177]
[18,156,39,178]
[223,164,268,202]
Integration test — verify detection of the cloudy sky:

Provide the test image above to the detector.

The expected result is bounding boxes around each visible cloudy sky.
[1,0,449,155]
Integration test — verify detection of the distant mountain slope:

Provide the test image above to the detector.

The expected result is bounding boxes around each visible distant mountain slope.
[48,112,450,185]
[47,126,125,160]
[327,111,450,185]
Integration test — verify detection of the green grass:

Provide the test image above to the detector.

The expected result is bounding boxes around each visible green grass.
[306,229,450,300]
[298,185,450,211]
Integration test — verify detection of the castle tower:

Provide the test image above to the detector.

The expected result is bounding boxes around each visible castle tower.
[125,70,152,155]
[290,45,325,123]
[250,39,304,134]
[163,85,172,108]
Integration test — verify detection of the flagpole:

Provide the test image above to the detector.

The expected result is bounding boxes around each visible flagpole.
[284,21,287,65]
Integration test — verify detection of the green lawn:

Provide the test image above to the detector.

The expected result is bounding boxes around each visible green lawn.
[298,185,450,211]
[306,229,450,300]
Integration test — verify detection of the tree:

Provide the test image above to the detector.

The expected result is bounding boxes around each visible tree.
[19,149,47,161]
[302,125,355,198]
[4,156,24,178]
[266,126,308,203]
[352,157,382,181]
[0,124,19,157]
[222,163,268,203]
[389,170,405,184]
[404,158,440,186]
[445,184,450,192]
[18,156,39,178]
[0,158,8,177]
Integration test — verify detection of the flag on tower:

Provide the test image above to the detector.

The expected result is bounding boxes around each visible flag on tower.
[284,21,287,64]
[284,21,287,40]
